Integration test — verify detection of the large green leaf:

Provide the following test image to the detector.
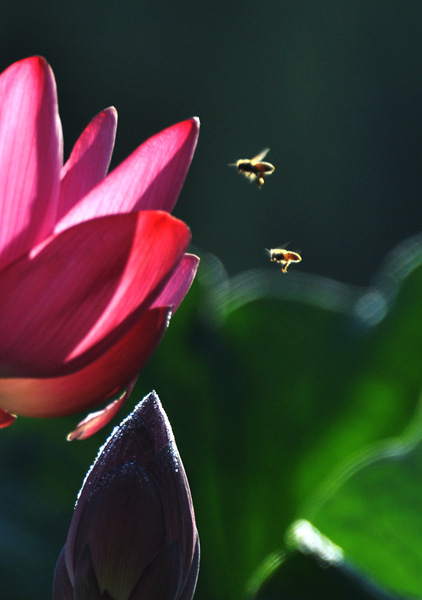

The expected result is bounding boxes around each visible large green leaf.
[256,521,399,600]
[140,237,422,600]
[298,243,422,597]
[309,399,422,598]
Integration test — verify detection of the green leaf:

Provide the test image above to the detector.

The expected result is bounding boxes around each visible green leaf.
[310,402,422,598]
[141,240,422,600]
[292,243,422,597]
[256,521,399,600]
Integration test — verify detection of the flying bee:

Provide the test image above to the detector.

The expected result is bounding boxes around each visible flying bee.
[229,148,275,188]
[266,248,302,273]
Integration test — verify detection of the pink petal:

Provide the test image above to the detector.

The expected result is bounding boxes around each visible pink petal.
[0,306,171,419]
[67,379,136,441]
[0,211,190,377]
[130,544,184,600]
[180,539,200,600]
[147,448,197,573]
[55,118,199,233]
[52,547,73,600]
[0,409,16,428]
[58,108,117,221]
[0,56,62,270]
[66,395,126,442]
[73,463,166,598]
[152,254,199,313]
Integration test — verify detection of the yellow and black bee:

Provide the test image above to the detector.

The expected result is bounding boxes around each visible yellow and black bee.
[229,148,275,188]
[267,248,302,273]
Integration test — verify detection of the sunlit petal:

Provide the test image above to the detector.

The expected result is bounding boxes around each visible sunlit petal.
[55,118,199,233]
[67,379,136,441]
[0,56,62,270]
[0,408,16,428]
[0,307,170,418]
[0,212,189,377]
[152,254,199,313]
[58,107,117,220]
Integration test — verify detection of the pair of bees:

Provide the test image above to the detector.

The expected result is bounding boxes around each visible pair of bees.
[230,148,302,273]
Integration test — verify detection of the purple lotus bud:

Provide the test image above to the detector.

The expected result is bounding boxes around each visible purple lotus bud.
[53,391,199,600]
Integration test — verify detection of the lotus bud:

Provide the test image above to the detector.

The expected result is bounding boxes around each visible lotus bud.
[53,391,199,600]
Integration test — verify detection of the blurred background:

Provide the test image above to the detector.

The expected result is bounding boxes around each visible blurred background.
[1,2,422,600]
[2,1,422,286]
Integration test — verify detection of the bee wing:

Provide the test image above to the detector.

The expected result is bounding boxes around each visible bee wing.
[252,148,270,162]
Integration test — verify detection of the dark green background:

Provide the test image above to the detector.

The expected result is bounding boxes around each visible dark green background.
[2,1,422,285]
[1,3,422,600]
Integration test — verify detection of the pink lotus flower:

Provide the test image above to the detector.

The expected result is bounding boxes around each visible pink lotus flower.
[0,57,199,439]
[53,391,199,600]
